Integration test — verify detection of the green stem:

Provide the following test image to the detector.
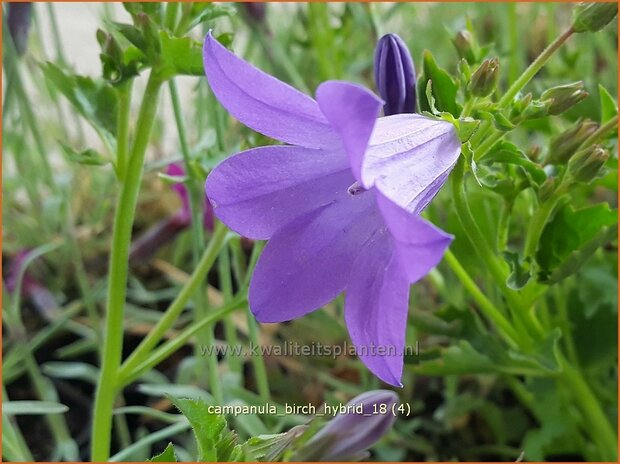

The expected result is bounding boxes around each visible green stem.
[499,27,574,108]
[451,159,540,345]
[507,3,520,85]
[461,97,477,118]
[115,81,133,180]
[558,354,617,460]
[523,180,568,258]
[119,297,244,385]
[169,78,221,396]
[90,72,163,462]
[475,129,503,160]
[219,248,242,375]
[117,223,228,382]
[578,115,618,150]
[497,199,513,251]
[444,250,520,348]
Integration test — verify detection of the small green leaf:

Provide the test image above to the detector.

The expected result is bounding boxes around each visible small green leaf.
[159,31,204,79]
[418,50,461,117]
[598,84,618,123]
[148,443,177,462]
[171,397,224,461]
[503,251,531,290]
[3,401,69,415]
[537,203,617,283]
[41,62,118,138]
[482,141,546,186]
[60,143,109,166]
[183,3,236,33]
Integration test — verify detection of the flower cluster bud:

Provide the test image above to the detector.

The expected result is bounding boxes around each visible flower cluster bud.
[469,58,500,97]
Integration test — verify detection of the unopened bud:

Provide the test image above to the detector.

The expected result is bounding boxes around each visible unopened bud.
[374,33,417,115]
[547,119,599,164]
[453,30,476,64]
[522,100,548,119]
[541,81,589,115]
[572,2,618,33]
[242,3,267,24]
[567,144,609,183]
[7,3,32,56]
[469,58,500,97]
[293,390,398,461]
[538,177,557,202]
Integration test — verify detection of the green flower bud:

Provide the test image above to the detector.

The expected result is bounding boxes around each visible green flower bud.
[572,2,618,33]
[538,177,557,202]
[541,81,589,115]
[522,100,548,120]
[453,30,477,64]
[547,119,599,164]
[567,144,609,183]
[469,57,500,97]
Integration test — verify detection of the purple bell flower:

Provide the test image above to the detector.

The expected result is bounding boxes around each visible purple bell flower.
[374,33,417,115]
[294,390,398,461]
[203,33,460,386]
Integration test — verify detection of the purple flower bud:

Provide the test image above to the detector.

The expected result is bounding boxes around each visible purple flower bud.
[453,30,477,65]
[547,118,599,164]
[573,2,618,33]
[293,390,398,461]
[242,3,267,24]
[567,144,609,183]
[541,81,589,115]
[7,3,32,56]
[469,57,500,97]
[374,34,416,115]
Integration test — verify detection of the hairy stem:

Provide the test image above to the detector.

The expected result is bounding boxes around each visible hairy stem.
[90,71,162,462]
[117,222,228,382]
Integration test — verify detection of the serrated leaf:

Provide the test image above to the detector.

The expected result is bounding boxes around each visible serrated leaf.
[183,3,236,33]
[598,84,617,123]
[503,251,531,290]
[3,401,69,415]
[159,31,204,79]
[148,443,177,462]
[41,62,118,138]
[169,396,245,461]
[60,143,109,166]
[481,141,546,186]
[418,50,461,117]
[536,203,617,282]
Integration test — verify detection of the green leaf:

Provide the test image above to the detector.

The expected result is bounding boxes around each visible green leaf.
[183,3,236,33]
[537,203,617,282]
[418,50,461,117]
[42,361,100,384]
[159,31,204,79]
[503,251,531,290]
[169,396,245,461]
[481,141,546,186]
[41,62,118,138]
[598,84,617,123]
[3,401,69,415]
[148,443,177,462]
[60,143,109,166]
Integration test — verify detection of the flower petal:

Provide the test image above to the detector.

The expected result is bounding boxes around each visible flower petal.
[316,81,382,184]
[203,33,339,148]
[205,145,350,240]
[364,114,461,214]
[249,192,381,323]
[345,231,409,386]
[376,190,453,283]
